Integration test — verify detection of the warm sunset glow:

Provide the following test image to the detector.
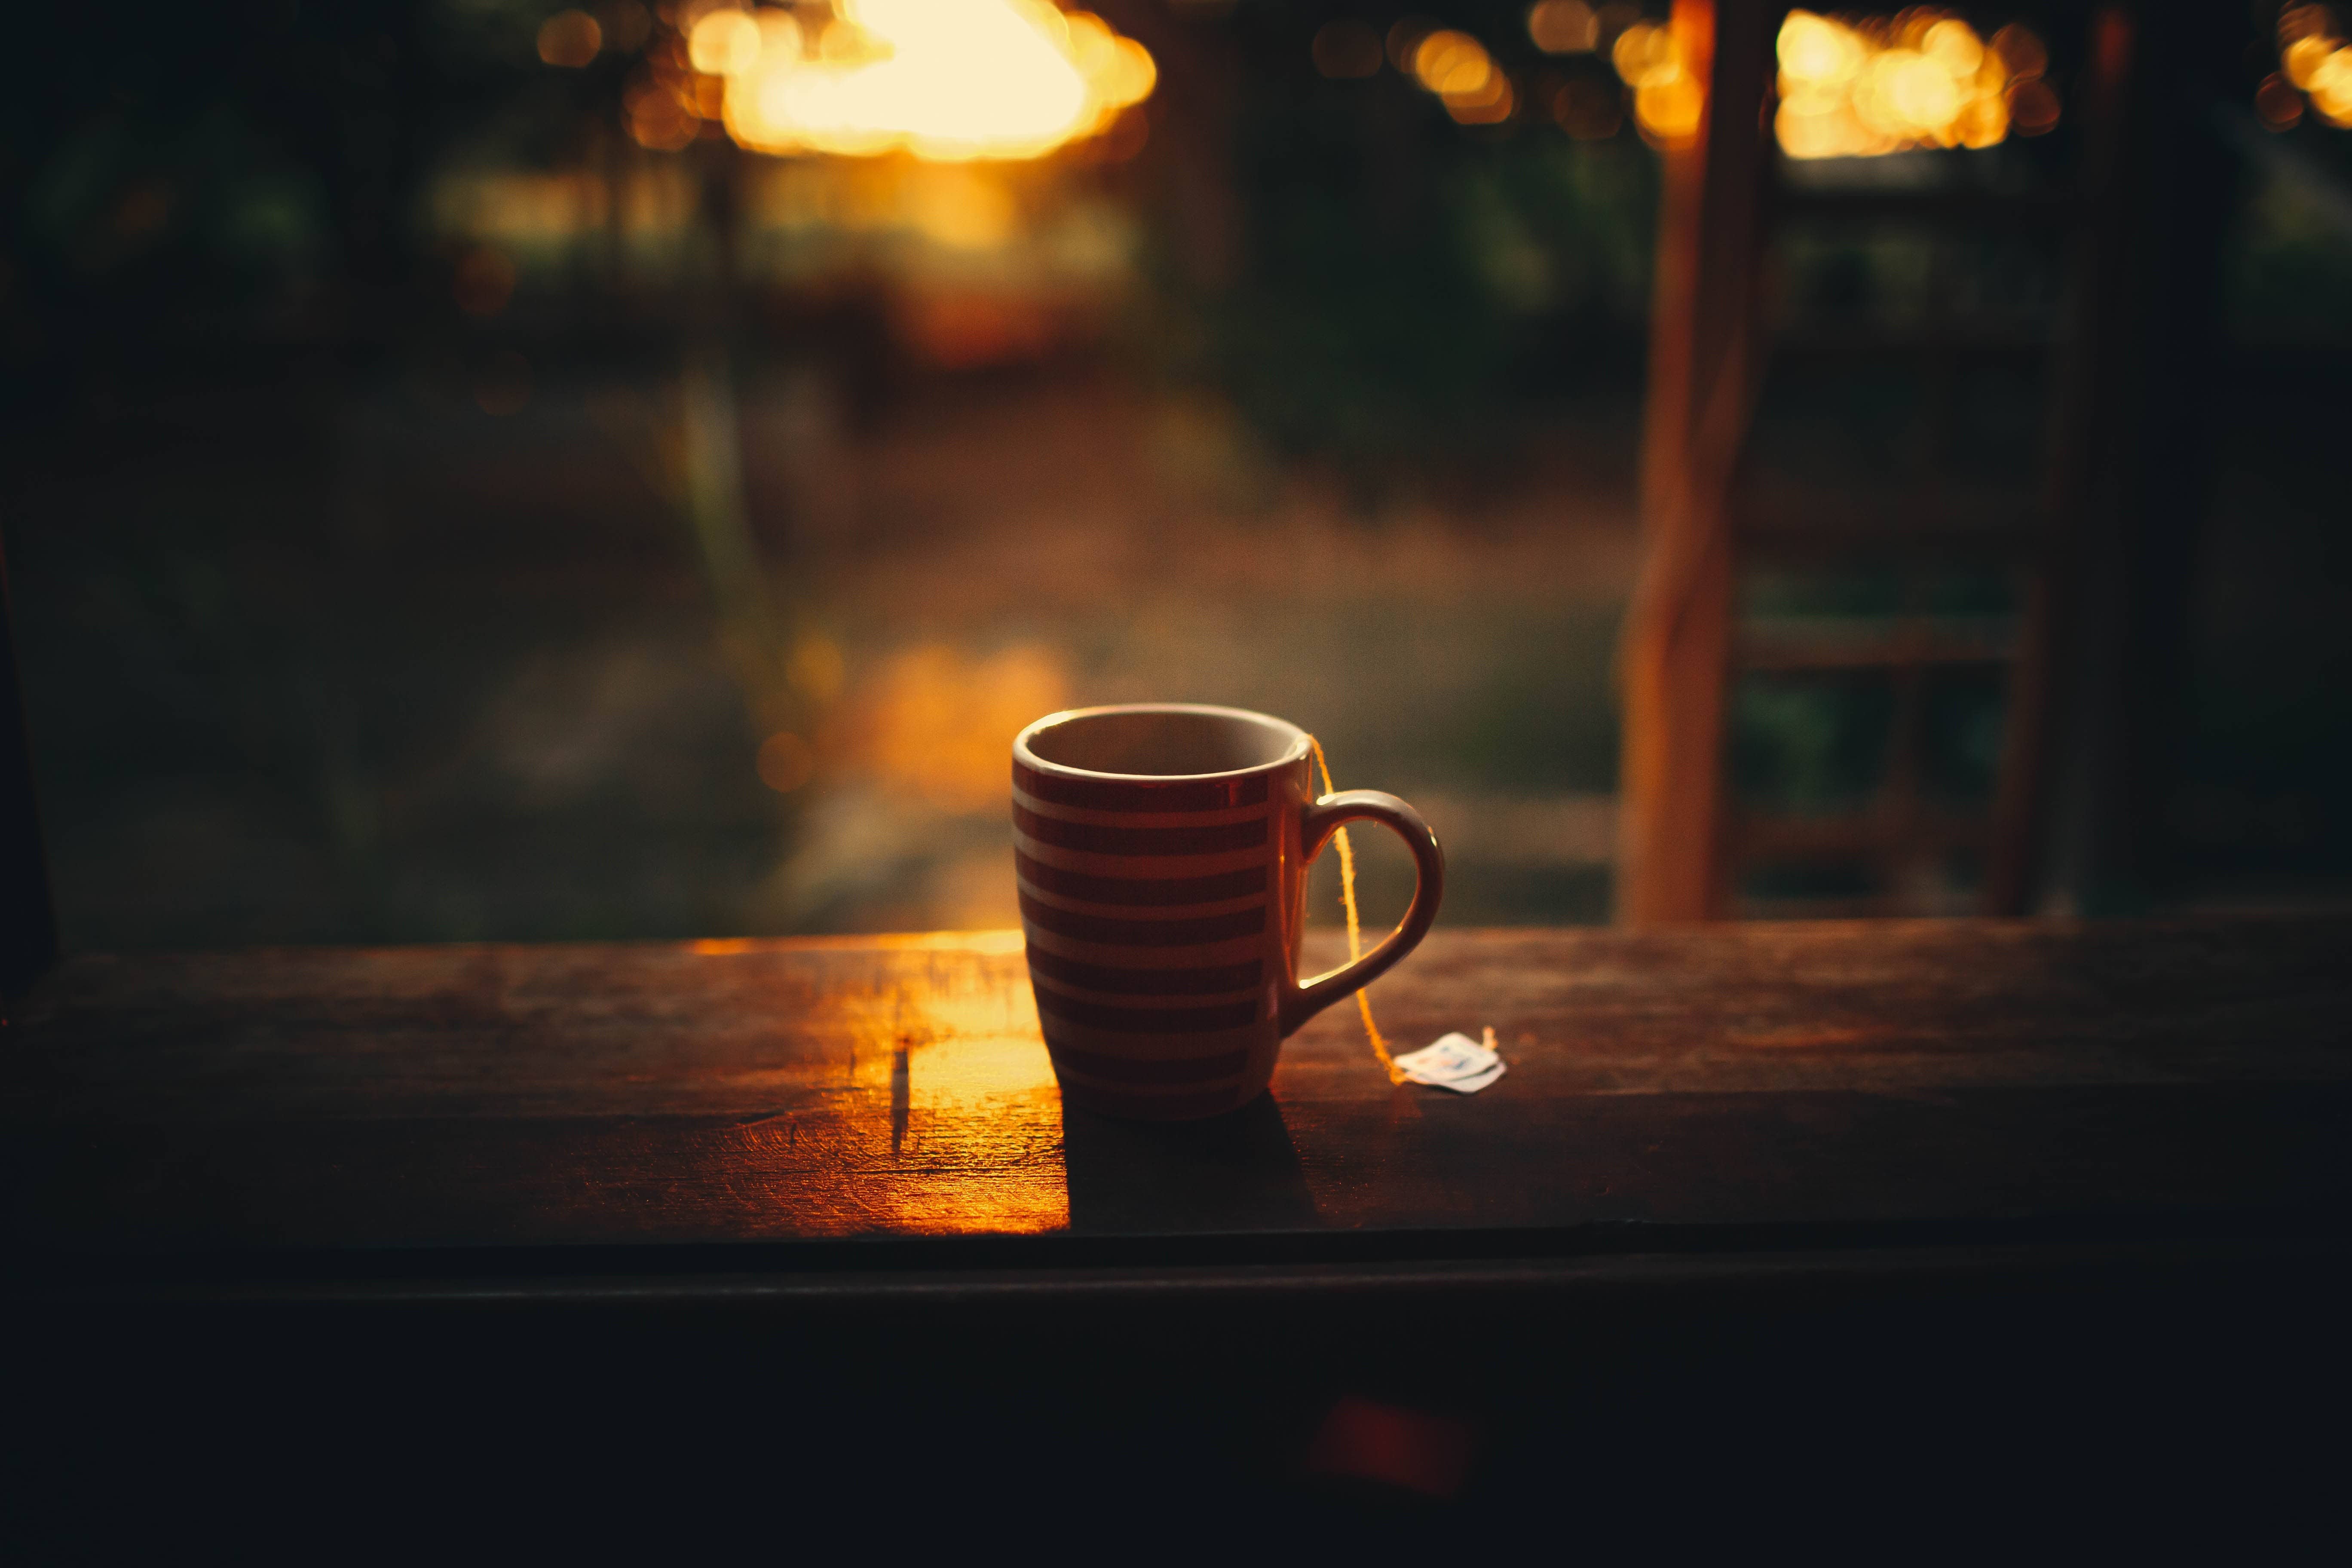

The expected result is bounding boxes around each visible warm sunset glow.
[831,643,1070,810]
[1764,10,2049,159]
[704,0,1156,162]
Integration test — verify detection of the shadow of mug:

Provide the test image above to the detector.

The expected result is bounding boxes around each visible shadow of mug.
[1060,1092,1319,1234]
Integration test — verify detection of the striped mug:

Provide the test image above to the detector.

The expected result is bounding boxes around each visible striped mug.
[1013,704,1444,1121]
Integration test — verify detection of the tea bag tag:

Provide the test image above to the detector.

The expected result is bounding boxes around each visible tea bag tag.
[1392,1028,1507,1094]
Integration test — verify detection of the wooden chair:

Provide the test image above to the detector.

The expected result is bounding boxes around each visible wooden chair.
[1618,0,2185,921]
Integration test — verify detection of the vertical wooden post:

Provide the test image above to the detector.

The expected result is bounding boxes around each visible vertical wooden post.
[1986,5,2138,916]
[1617,0,1776,924]
[0,538,59,1004]
[2021,2,2232,916]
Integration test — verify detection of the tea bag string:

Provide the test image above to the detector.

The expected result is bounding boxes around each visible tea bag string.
[1310,738,1406,1086]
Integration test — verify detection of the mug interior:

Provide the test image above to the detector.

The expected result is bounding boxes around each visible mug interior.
[1024,707,1303,778]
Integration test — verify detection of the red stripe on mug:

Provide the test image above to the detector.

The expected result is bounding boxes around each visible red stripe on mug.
[1013,760,1270,814]
[1014,804,1268,858]
[1018,891,1267,948]
[1027,947,1263,997]
[1016,888,1270,949]
[1015,851,1266,908]
[1045,1041,1253,1084]
[1032,987,1262,1034]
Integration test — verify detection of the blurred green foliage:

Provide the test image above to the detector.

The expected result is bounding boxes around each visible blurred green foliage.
[1731,674,1894,816]
[2227,171,2352,339]
[1149,5,1657,472]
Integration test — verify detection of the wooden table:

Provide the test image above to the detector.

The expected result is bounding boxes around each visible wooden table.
[6,919,2348,1537]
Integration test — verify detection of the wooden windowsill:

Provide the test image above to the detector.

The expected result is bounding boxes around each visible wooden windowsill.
[4,918,2347,1303]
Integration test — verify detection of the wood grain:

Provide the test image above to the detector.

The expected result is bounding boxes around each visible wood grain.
[3,920,2347,1261]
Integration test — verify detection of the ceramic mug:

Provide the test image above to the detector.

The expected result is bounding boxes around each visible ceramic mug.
[1012,703,1444,1121]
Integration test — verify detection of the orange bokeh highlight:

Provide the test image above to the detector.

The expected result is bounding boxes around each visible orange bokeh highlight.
[2274,6,2352,128]
[694,1,1156,162]
[1408,29,1518,125]
[1604,20,1701,147]
[1764,10,2050,159]
[1591,10,2055,157]
[594,2,1157,160]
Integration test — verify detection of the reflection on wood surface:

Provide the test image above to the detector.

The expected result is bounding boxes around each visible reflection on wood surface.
[5,920,2349,1253]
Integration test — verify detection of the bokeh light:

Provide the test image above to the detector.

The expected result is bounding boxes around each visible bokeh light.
[2006,74,2059,136]
[1604,21,1700,146]
[688,8,765,75]
[1415,31,1493,95]
[2283,1,2337,42]
[698,1,1156,162]
[2288,36,2335,89]
[1759,10,2050,159]
[538,9,604,69]
[2272,6,2352,128]
[1309,16,1551,129]
[1386,18,1436,74]
[1989,21,2046,79]
[1637,71,1703,144]
[1408,28,1516,124]
[2257,71,2306,131]
[1526,0,1599,55]
[1610,21,1681,89]
[588,2,1157,160]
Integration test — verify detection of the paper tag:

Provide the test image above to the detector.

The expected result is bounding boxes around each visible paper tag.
[1392,1030,1507,1093]
[1393,1032,1494,1081]
[1430,1061,1505,1093]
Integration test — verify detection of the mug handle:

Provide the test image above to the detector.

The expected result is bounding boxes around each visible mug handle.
[1279,790,1446,1036]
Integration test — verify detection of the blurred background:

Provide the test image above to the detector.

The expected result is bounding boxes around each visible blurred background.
[2,0,2347,949]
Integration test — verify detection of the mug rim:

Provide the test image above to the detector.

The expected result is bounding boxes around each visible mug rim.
[1014,703,1311,782]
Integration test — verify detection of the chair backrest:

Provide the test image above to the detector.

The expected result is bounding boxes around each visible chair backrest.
[1617,0,2185,921]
